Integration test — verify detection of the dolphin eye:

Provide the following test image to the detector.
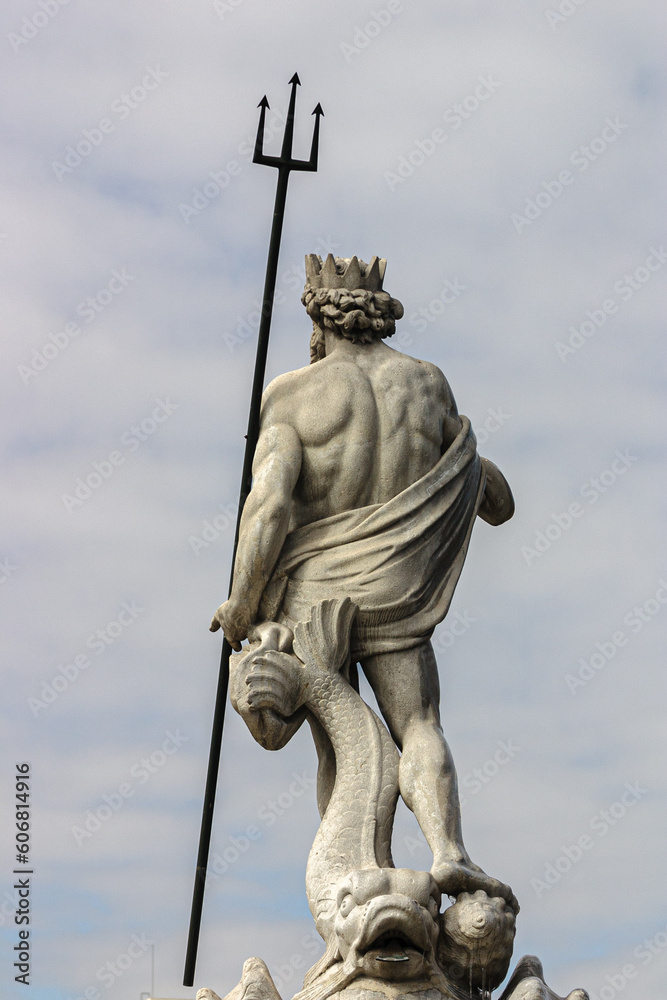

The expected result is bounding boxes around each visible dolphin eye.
[339,894,355,917]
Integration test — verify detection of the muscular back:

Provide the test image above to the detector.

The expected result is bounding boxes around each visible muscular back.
[261,338,461,529]
[215,330,512,643]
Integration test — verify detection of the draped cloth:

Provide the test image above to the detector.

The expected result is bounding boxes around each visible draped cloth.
[258,417,486,659]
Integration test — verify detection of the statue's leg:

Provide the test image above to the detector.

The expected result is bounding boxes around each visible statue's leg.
[360,642,517,909]
[360,642,465,860]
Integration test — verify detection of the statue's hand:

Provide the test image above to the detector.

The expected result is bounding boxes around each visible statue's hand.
[477,458,515,526]
[209,599,251,651]
[246,649,306,717]
[229,642,306,751]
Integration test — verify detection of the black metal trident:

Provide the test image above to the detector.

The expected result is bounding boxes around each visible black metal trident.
[183,74,323,988]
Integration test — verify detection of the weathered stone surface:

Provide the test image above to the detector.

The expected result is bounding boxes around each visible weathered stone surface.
[196,951,589,1000]
[202,256,587,1000]
[212,256,515,907]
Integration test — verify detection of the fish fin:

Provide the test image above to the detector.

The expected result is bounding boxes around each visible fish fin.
[292,958,356,1000]
[496,956,547,1000]
[302,937,340,988]
[293,598,357,674]
[238,957,284,1000]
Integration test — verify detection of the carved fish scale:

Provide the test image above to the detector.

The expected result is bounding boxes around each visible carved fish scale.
[290,605,400,930]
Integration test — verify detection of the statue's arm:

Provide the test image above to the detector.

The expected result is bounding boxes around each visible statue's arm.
[428,363,514,526]
[210,397,302,648]
[422,363,463,452]
[477,458,515,525]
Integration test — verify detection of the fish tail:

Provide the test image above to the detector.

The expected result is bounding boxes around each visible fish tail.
[293,598,357,674]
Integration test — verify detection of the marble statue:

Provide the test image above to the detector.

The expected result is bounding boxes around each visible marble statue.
[204,256,588,1000]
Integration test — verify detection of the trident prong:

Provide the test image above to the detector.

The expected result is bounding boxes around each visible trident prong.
[279,70,300,161]
[184,73,323,990]
[253,72,324,172]
[253,94,270,162]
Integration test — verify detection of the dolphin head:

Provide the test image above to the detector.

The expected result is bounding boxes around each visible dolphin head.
[330,868,441,982]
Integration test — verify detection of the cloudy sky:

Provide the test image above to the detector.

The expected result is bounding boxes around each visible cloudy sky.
[1,2,665,999]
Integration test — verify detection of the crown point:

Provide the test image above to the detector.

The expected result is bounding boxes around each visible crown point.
[289,72,301,86]
[343,256,362,290]
[365,256,381,291]
[321,253,338,287]
[305,254,322,285]
[304,255,387,292]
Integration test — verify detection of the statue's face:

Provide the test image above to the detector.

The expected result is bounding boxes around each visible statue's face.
[332,868,440,982]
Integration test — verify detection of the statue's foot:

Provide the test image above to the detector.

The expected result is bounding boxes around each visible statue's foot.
[431,859,519,914]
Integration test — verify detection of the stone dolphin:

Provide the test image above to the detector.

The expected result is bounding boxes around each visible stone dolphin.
[208,598,587,1000]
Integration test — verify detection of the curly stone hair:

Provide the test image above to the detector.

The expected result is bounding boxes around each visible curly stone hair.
[302,285,404,363]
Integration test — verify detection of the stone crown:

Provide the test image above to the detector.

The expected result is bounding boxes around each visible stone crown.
[304,254,387,292]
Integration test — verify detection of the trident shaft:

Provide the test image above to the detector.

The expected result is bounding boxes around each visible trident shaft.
[183,73,323,988]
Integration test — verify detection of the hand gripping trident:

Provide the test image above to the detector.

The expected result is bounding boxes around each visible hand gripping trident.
[183,74,323,988]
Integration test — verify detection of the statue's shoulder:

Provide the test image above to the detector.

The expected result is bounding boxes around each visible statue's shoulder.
[260,362,334,423]
[264,356,363,398]
[264,361,326,397]
[384,347,453,394]
[403,351,446,378]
